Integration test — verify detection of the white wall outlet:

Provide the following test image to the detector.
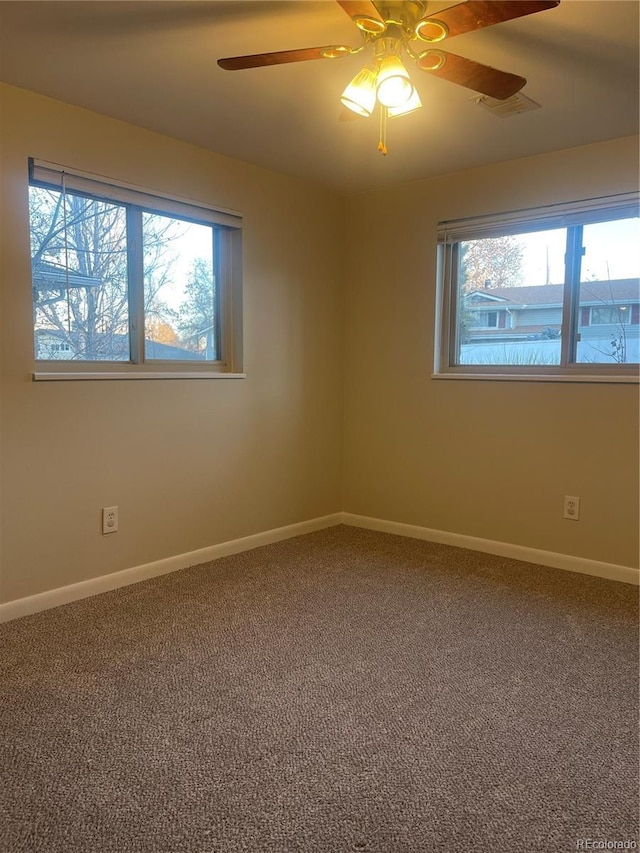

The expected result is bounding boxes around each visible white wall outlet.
[563,495,580,521]
[102,506,118,534]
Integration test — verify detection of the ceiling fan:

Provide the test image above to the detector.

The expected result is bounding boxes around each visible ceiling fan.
[218,1,560,154]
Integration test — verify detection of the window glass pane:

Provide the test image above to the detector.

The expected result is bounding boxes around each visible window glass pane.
[454,229,566,366]
[142,213,216,362]
[30,186,129,361]
[576,217,640,365]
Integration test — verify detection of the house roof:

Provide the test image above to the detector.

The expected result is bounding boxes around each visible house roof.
[32,262,102,291]
[145,340,206,361]
[466,279,639,307]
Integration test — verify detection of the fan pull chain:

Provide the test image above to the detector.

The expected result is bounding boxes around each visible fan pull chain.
[378,106,388,155]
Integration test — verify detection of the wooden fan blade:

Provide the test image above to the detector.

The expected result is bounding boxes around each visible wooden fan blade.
[336,1,387,33]
[218,46,349,70]
[417,49,526,99]
[417,1,560,41]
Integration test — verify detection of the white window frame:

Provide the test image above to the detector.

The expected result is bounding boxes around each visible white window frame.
[434,192,640,383]
[29,159,244,381]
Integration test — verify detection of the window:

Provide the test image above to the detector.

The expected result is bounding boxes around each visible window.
[470,310,498,329]
[29,159,243,378]
[436,194,639,380]
[590,306,630,326]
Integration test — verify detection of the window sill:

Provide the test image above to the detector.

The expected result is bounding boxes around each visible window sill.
[33,371,247,381]
[431,371,639,384]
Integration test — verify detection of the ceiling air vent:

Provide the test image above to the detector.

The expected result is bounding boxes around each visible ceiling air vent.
[473,93,541,117]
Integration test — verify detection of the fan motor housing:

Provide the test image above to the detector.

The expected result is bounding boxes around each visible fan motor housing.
[374,1,427,30]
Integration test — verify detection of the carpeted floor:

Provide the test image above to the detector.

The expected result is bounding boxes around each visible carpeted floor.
[1,525,638,853]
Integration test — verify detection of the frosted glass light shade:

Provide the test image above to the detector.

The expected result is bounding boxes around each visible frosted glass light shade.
[388,87,422,117]
[341,66,378,117]
[376,55,413,108]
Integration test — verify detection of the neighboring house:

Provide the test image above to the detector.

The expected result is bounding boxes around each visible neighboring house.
[35,331,75,360]
[462,278,640,363]
[34,329,207,362]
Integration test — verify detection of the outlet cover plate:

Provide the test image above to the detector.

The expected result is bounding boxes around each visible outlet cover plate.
[102,506,118,534]
[563,496,580,521]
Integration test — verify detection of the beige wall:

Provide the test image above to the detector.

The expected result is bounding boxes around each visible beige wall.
[343,135,640,569]
[1,85,637,608]
[0,84,345,603]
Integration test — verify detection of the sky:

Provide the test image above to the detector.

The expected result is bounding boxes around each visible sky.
[516,217,639,286]
[143,213,214,313]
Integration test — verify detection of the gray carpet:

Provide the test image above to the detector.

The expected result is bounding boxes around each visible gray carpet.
[1,525,638,853]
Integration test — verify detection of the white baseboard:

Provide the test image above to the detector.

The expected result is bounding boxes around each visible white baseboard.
[2,510,636,623]
[341,513,640,586]
[0,513,343,624]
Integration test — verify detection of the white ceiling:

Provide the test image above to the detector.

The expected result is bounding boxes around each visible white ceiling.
[0,1,638,194]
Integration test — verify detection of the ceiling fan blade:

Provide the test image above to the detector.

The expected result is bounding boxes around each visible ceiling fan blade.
[218,46,350,70]
[416,1,560,41]
[417,49,526,99]
[336,0,387,33]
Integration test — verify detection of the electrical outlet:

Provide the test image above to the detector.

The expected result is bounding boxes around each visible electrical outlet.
[102,506,118,534]
[563,495,580,521]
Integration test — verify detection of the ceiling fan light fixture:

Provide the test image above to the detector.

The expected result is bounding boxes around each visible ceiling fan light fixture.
[415,17,448,43]
[216,0,560,153]
[341,65,379,117]
[388,86,422,118]
[376,54,414,108]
